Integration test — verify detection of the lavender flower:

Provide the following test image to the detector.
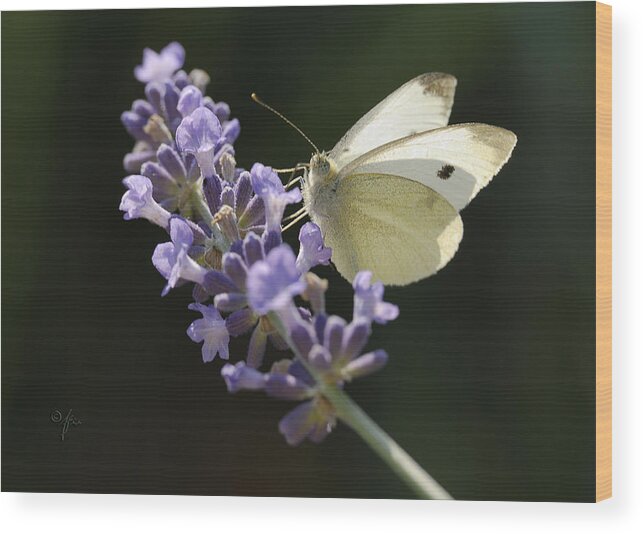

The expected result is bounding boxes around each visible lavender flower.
[202,170,266,238]
[221,299,389,445]
[134,42,185,83]
[176,107,228,178]
[246,245,306,316]
[220,267,395,445]
[139,144,199,213]
[353,271,400,325]
[221,361,266,392]
[196,227,331,367]
[120,175,171,229]
[177,85,203,118]
[152,217,211,296]
[123,44,239,175]
[279,399,336,445]
[187,303,230,362]
[296,222,332,274]
[250,163,302,232]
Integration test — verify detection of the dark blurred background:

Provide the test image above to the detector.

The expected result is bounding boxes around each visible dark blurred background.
[2,3,596,501]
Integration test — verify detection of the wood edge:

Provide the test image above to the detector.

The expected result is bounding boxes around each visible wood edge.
[595,1,612,503]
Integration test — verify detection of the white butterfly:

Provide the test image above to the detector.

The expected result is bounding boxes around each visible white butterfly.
[274,73,517,286]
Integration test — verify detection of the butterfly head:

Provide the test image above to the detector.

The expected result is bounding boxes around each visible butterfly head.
[308,151,338,185]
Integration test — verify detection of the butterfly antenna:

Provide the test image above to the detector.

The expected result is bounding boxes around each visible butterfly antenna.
[251,93,320,153]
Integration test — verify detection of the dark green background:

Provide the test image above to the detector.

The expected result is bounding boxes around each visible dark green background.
[2,2,596,501]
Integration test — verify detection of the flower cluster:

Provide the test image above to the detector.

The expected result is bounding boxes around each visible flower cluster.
[119,43,398,446]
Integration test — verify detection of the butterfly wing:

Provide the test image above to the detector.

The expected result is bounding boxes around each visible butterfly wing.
[313,173,463,286]
[337,123,517,212]
[329,73,457,170]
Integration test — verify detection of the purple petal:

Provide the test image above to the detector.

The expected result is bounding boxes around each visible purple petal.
[203,175,223,214]
[225,308,257,337]
[121,111,150,142]
[144,82,164,114]
[246,245,306,315]
[177,85,203,118]
[222,252,248,291]
[289,321,316,359]
[123,147,156,173]
[203,270,238,295]
[323,316,346,361]
[308,344,332,371]
[296,222,332,273]
[221,361,266,392]
[262,230,282,254]
[222,118,241,144]
[163,81,182,130]
[156,144,187,182]
[169,216,194,248]
[220,185,235,208]
[237,195,265,230]
[134,42,185,83]
[250,163,302,232]
[120,175,171,229]
[342,350,388,380]
[278,401,317,446]
[214,292,248,312]
[186,303,230,362]
[242,232,265,266]
[340,319,370,363]
[176,107,222,178]
[151,242,176,281]
[353,271,399,325]
[265,373,314,401]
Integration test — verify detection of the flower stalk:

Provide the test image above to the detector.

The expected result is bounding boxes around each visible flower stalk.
[268,311,452,500]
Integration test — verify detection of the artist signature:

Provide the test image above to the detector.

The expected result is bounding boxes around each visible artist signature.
[50,409,82,441]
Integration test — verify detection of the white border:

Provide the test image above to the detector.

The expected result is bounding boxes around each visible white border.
[2,0,642,532]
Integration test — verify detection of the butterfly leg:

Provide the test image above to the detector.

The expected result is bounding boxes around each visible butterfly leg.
[273,162,310,189]
[273,162,310,173]
[283,206,307,222]
[281,210,309,233]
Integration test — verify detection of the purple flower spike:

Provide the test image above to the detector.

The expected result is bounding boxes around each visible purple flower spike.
[120,175,171,229]
[221,362,266,392]
[296,222,332,273]
[152,218,209,296]
[353,271,400,325]
[246,245,306,316]
[177,85,203,118]
[187,303,230,363]
[250,163,302,232]
[134,42,185,83]
[176,107,223,178]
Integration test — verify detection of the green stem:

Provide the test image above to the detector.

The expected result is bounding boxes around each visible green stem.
[268,311,453,500]
[191,186,214,225]
[319,382,452,500]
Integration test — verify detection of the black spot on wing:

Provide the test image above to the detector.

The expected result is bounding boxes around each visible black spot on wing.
[437,164,455,180]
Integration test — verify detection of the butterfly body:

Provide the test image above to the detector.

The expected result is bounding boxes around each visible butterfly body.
[299,73,517,286]
[302,152,338,219]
